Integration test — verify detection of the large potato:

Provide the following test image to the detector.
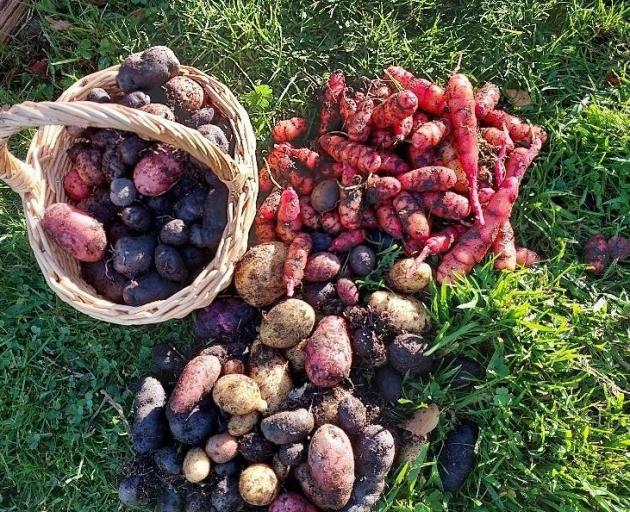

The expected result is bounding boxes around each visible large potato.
[261,408,315,445]
[249,342,293,414]
[296,424,355,509]
[305,316,352,388]
[386,259,432,294]
[167,355,221,416]
[183,447,211,483]
[368,291,431,334]
[41,203,107,262]
[239,464,279,506]
[131,377,167,455]
[260,299,316,349]
[235,242,288,306]
[212,374,267,415]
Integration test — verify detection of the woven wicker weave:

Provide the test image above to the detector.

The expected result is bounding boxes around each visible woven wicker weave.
[0,65,257,325]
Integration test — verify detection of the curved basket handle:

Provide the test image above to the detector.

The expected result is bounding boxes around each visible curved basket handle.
[0,101,243,196]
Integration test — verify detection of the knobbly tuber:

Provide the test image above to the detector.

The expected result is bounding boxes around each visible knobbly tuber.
[249,342,294,413]
[235,242,288,306]
[260,299,315,349]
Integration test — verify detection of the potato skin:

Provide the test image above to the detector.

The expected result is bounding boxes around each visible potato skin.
[81,260,128,303]
[123,271,179,306]
[168,402,217,445]
[183,447,211,483]
[168,355,222,415]
[337,395,367,435]
[304,252,342,282]
[238,432,276,463]
[261,408,315,445]
[269,492,318,512]
[285,339,307,373]
[438,421,478,492]
[339,476,386,512]
[212,374,267,415]
[388,333,434,377]
[113,235,157,279]
[133,145,184,197]
[387,259,432,294]
[305,316,352,387]
[260,299,316,349]
[210,475,245,512]
[42,203,107,262]
[205,433,238,463]
[132,377,168,455]
[354,425,395,478]
[239,464,279,506]
[249,342,293,414]
[228,411,259,436]
[117,46,180,93]
[235,242,289,307]
[368,291,431,334]
[297,424,355,509]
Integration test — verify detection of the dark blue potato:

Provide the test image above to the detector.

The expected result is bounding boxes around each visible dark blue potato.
[156,486,183,512]
[160,219,189,246]
[388,333,434,377]
[214,459,242,477]
[119,135,150,167]
[445,356,483,389]
[110,178,137,207]
[354,425,395,478]
[102,145,130,181]
[180,246,207,272]
[145,193,175,217]
[152,342,185,377]
[123,271,179,306]
[212,116,235,156]
[202,184,228,230]
[175,189,207,223]
[311,232,333,252]
[90,128,123,149]
[119,474,153,507]
[192,297,258,339]
[167,403,217,445]
[301,281,341,315]
[119,90,151,109]
[185,488,210,512]
[337,395,367,435]
[172,175,201,199]
[349,245,376,276]
[108,222,133,244]
[86,87,111,103]
[155,244,189,282]
[278,442,305,466]
[261,408,315,445]
[438,421,479,492]
[81,260,128,303]
[114,235,156,278]
[375,365,402,403]
[339,475,386,512]
[190,224,223,252]
[366,230,397,251]
[153,445,183,475]
[77,189,117,226]
[132,377,167,455]
[351,326,387,367]
[310,179,339,213]
[197,124,230,154]
[186,107,216,128]
[121,204,154,233]
[210,476,244,512]
[238,433,275,463]
[117,46,180,93]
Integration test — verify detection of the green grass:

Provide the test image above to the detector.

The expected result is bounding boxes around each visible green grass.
[1,0,629,511]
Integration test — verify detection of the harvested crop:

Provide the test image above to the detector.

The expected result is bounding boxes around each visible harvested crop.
[118,46,180,93]
[583,233,609,275]
[239,464,279,506]
[212,374,267,415]
[210,475,244,512]
[249,342,294,413]
[205,433,238,463]
[336,278,360,306]
[162,76,205,117]
[235,242,288,306]
[296,424,355,509]
[272,117,308,142]
[368,291,431,334]
[387,258,432,293]
[81,260,128,302]
[228,411,259,436]
[112,234,156,277]
[42,203,107,262]
[304,252,341,282]
[399,166,457,192]
[183,447,211,483]
[154,445,183,475]
[167,355,221,417]
[284,233,313,296]
[607,236,630,261]
[319,70,346,134]
[388,333,433,377]
[197,124,230,154]
[160,219,189,246]
[261,408,315,445]
[337,394,367,435]
[438,421,478,492]
[63,169,92,201]
[278,443,306,467]
[269,492,317,512]
[305,316,352,387]
[375,365,403,403]
[155,244,188,282]
[260,299,315,349]
[123,271,179,306]
[120,204,153,232]
[192,297,258,339]
[132,377,167,455]
[239,432,275,463]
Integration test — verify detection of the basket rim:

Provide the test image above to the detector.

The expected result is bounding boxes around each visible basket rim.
[12,64,258,325]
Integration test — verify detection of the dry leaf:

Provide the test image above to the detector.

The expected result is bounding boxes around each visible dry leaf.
[401,403,440,437]
[45,16,74,31]
[605,71,620,87]
[505,89,532,107]
[28,60,49,78]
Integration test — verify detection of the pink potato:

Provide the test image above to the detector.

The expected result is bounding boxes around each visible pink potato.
[41,203,107,262]
[305,316,352,387]
[296,424,355,510]
[63,169,92,201]
[303,252,341,282]
[269,492,318,512]
[167,355,222,415]
[133,145,184,196]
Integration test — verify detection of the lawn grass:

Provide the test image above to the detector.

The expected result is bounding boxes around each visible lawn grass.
[0,0,629,511]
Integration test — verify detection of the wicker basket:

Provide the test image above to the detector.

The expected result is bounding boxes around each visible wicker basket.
[0,65,258,325]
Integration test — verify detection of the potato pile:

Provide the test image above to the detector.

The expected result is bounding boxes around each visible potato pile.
[41,46,232,306]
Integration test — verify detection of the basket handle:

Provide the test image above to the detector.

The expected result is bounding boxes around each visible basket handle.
[0,101,243,196]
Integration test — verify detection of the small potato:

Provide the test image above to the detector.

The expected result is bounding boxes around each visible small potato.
[285,339,307,373]
[133,145,184,197]
[239,433,276,463]
[212,374,267,415]
[260,299,315,349]
[304,252,341,282]
[249,342,293,414]
[271,454,291,481]
[235,242,289,307]
[153,445,183,475]
[368,290,431,334]
[205,433,238,463]
[117,46,180,93]
[337,394,367,435]
[63,169,92,201]
[261,408,315,445]
[388,333,433,377]
[310,179,339,213]
[387,259,432,294]
[278,443,305,467]
[42,203,107,262]
[113,235,157,278]
[228,412,259,436]
[183,447,211,483]
[269,492,318,512]
[239,464,279,506]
